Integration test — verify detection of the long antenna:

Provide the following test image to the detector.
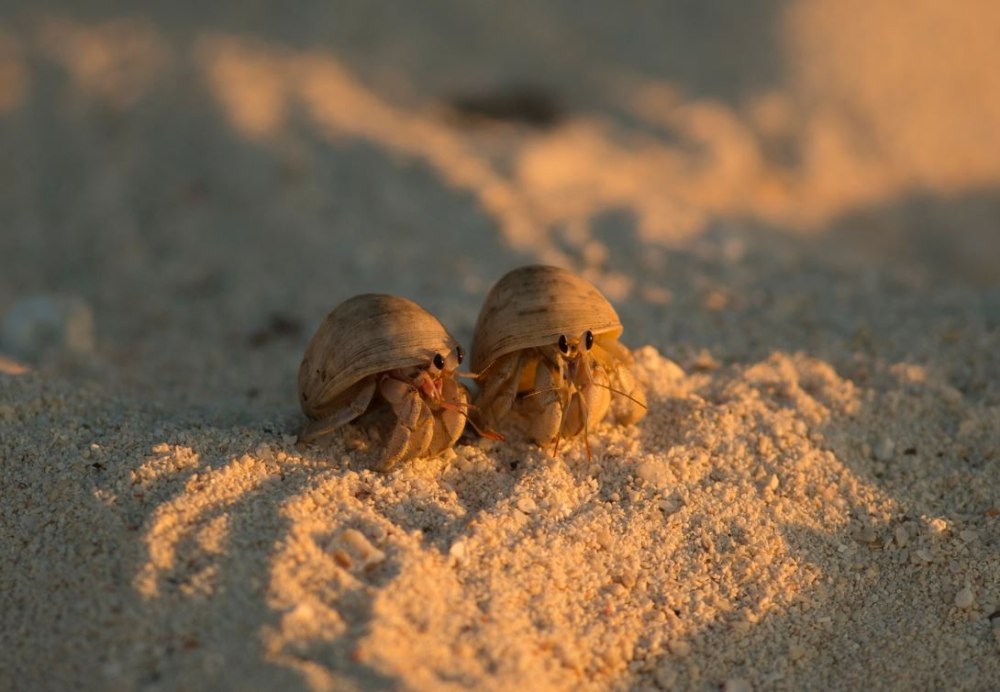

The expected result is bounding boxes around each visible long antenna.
[591,382,648,409]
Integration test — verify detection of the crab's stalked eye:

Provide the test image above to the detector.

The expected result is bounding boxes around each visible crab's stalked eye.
[558,334,569,354]
[584,330,594,350]
[433,353,446,370]
[456,346,465,365]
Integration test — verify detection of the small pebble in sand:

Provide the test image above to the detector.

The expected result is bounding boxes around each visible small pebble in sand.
[0,354,29,375]
[692,349,718,371]
[654,663,677,688]
[854,525,877,544]
[668,639,691,657]
[926,517,949,536]
[954,587,975,609]
[449,539,468,565]
[331,528,385,571]
[873,436,895,461]
[723,677,753,692]
[1,294,95,361]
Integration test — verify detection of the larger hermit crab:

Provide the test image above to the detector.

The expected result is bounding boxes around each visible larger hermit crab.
[297,294,469,470]
[471,265,646,456]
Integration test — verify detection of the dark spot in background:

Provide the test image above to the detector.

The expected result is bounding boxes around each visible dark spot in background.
[248,313,303,348]
[445,85,564,129]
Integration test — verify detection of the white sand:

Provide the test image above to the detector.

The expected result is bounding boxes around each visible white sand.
[2,2,1000,690]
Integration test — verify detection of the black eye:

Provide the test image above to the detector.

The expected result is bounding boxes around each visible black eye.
[433,353,445,370]
[456,346,465,365]
[584,330,594,350]
[558,335,569,354]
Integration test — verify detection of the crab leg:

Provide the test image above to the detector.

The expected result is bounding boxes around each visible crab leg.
[378,377,435,471]
[298,378,377,444]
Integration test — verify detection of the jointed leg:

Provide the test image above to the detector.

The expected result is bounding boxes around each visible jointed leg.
[592,342,646,424]
[561,359,611,437]
[472,353,523,434]
[298,379,376,444]
[516,358,564,446]
[608,364,646,424]
[379,378,435,471]
[428,378,470,455]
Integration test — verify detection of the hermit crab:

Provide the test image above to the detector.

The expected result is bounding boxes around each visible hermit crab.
[471,265,646,456]
[297,294,469,470]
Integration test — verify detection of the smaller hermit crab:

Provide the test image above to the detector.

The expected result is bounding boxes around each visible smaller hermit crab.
[297,294,470,470]
[471,265,646,457]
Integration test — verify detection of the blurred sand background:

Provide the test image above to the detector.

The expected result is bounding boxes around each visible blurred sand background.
[2,1,1000,689]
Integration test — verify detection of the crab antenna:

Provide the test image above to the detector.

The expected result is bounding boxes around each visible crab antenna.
[454,357,502,381]
[454,370,480,380]
[591,382,648,410]
[466,415,505,441]
[434,396,505,441]
[522,386,561,400]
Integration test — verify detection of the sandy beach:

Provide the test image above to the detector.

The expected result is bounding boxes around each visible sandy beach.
[2,1,999,690]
